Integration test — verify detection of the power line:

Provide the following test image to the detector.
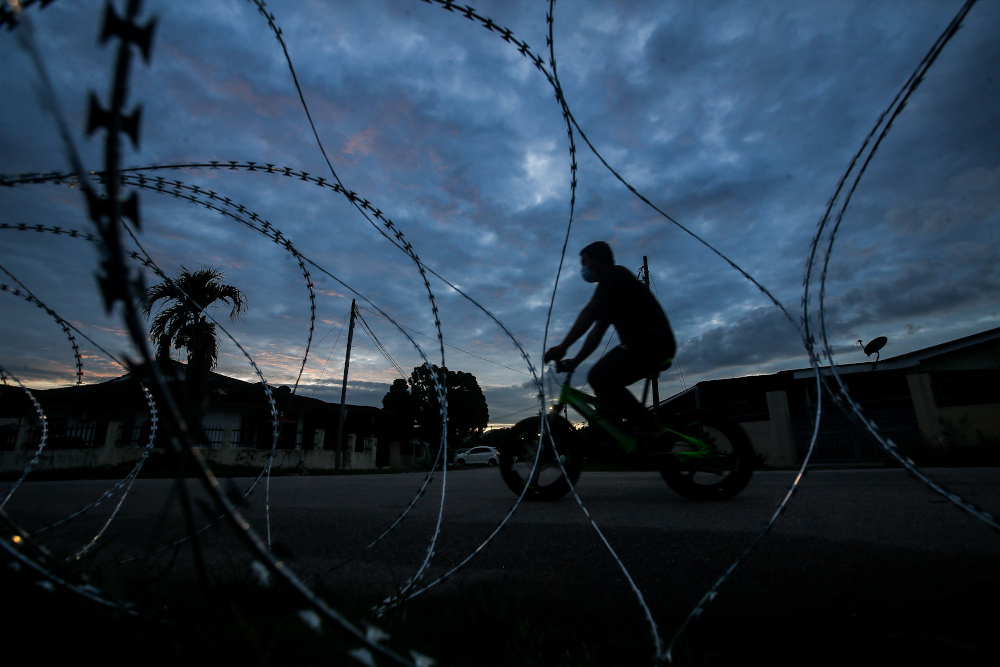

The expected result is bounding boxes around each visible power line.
[316,311,351,347]
[266,311,350,383]
[357,307,531,375]
[317,311,351,377]
[264,312,348,382]
[355,309,408,380]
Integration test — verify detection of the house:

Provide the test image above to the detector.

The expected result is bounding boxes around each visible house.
[656,327,1000,466]
[0,363,397,473]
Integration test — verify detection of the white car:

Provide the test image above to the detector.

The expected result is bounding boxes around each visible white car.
[454,446,499,466]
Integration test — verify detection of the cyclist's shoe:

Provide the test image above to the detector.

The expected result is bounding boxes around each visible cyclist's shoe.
[639,422,674,457]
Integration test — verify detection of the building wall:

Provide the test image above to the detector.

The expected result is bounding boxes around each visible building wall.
[738,390,798,468]
[0,442,379,474]
[907,372,1000,442]
[676,364,998,467]
[1,372,395,472]
[0,417,382,474]
[387,440,416,468]
[341,438,377,469]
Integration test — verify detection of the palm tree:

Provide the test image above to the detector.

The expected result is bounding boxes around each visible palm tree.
[140,267,248,428]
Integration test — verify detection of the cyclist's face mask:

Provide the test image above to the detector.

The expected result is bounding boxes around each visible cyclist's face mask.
[581,256,599,283]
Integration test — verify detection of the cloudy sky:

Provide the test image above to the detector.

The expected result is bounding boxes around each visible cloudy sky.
[1,0,997,427]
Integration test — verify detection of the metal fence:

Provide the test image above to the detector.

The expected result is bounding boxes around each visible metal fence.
[27,424,99,449]
[199,426,226,449]
[789,376,922,463]
[117,422,144,448]
[229,426,252,448]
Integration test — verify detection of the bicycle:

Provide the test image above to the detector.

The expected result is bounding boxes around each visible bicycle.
[498,362,756,501]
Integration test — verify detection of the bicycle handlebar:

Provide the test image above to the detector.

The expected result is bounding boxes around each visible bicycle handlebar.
[552,359,576,384]
[553,359,573,373]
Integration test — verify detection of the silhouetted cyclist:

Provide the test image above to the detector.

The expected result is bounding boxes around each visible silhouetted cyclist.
[544,241,676,437]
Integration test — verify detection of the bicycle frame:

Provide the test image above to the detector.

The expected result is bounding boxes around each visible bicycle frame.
[553,369,713,462]
[556,381,640,453]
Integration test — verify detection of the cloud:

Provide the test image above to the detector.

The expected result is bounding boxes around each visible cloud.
[677,306,805,378]
[2,0,998,425]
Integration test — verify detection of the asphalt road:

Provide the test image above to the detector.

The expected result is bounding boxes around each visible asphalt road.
[6,466,1000,664]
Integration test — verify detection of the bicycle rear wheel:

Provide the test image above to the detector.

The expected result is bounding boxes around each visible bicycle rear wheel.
[655,408,754,500]
[499,414,582,501]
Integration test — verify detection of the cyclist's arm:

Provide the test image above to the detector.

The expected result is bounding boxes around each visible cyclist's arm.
[547,298,600,359]
[571,318,610,364]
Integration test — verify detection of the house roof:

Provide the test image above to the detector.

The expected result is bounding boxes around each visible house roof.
[658,326,1000,406]
[790,326,1000,379]
[0,361,377,416]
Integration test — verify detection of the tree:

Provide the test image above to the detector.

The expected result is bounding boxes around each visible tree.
[140,267,248,429]
[381,378,415,441]
[403,364,489,449]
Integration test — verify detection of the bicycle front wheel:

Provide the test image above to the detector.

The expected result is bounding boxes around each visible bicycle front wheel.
[656,408,755,500]
[499,414,582,501]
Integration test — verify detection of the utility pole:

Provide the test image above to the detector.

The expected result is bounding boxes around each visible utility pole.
[336,299,356,469]
[640,256,661,410]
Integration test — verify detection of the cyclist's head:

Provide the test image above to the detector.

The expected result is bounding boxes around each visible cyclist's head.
[580,241,615,266]
[580,241,614,283]
[580,241,614,265]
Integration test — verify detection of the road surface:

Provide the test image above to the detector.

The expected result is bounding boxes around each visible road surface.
[5,466,999,663]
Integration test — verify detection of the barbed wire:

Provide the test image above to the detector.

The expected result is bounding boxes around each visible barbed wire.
[3,2,428,663]
[0,264,85,384]
[0,1,995,666]
[0,365,48,510]
[806,0,998,532]
[0,219,287,551]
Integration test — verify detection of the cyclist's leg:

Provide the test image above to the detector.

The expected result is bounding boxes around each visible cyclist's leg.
[588,346,663,433]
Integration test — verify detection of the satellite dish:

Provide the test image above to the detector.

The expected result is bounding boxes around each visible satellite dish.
[863,336,887,357]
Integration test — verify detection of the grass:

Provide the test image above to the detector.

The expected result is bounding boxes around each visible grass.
[895,418,1000,467]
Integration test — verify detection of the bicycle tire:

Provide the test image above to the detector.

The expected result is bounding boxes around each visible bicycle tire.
[499,414,582,501]
[655,408,755,500]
